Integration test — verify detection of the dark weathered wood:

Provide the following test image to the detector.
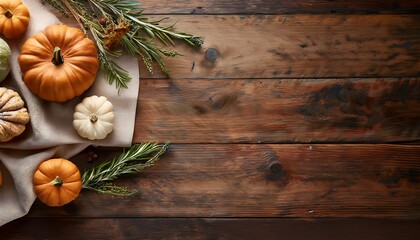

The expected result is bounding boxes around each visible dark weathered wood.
[27,144,420,218]
[9,2,420,239]
[134,78,420,143]
[2,218,420,240]
[140,0,420,14]
[133,15,420,79]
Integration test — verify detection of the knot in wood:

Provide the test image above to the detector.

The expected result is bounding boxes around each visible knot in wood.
[262,151,289,186]
[205,48,219,62]
[268,162,283,175]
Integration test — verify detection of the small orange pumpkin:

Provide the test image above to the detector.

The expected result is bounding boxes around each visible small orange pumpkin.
[33,158,82,207]
[0,0,30,39]
[18,25,99,102]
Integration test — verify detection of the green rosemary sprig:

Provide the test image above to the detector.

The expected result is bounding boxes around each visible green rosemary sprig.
[82,142,170,196]
[41,0,203,91]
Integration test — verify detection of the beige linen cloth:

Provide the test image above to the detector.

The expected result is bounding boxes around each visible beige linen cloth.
[0,0,139,226]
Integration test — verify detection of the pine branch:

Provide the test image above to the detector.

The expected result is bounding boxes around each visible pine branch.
[82,142,169,196]
[42,0,203,91]
[41,0,69,17]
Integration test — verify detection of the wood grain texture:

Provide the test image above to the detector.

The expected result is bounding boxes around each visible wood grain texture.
[8,2,420,239]
[134,14,420,79]
[135,78,420,143]
[2,218,420,240]
[27,144,420,218]
[140,0,420,14]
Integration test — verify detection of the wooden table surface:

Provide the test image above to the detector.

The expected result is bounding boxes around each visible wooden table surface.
[1,0,420,239]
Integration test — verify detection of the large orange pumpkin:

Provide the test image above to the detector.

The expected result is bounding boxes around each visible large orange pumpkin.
[0,0,30,39]
[18,25,99,102]
[33,158,82,207]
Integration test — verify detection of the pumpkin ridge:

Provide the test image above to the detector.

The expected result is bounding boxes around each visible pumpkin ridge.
[19,43,53,67]
[1,96,24,111]
[35,184,54,198]
[65,55,98,66]
[0,124,6,136]
[98,121,113,129]
[43,28,68,56]
[45,190,60,206]
[62,27,85,46]
[94,123,107,138]
[96,102,113,115]
[13,5,30,15]
[0,119,24,136]
[63,169,82,181]
[63,178,82,185]
[3,20,12,30]
[22,63,44,74]
[62,37,93,55]
[0,22,4,33]
[47,159,63,175]
[0,109,30,124]
[34,184,54,192]
[33,34,54,54]
[62,181,82,191]
[93,97,107,108]
[74,121,90,138]
[63,179,83,188]
[24,66,51,95]
[37,166,56,180]
[8,1,19,8]
[26,65,51,95]
[61,186,81,198]
[34,171,54,184]
[73,111,89,121]
[14,11,29,21]
[37,165,56,180]
[59,161,79,178]
[0,92,17,109]
[61,64,88,96]
[0,125,10,142]
[18,53,48,67]
[84,97,99,112]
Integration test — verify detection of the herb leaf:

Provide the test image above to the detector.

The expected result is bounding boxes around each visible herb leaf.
[82,142,170,196]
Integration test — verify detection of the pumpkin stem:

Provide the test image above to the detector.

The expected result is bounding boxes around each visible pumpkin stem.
[4,10,13,18]
[50,176,63,187]
[89,115,98,123]
[52,47,64,65]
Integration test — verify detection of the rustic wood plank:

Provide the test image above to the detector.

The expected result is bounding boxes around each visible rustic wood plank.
[27,144,420,218]
[132,14,420,79]
[1,218,420,240]
[139,0,420,14]
[134,78,420,143]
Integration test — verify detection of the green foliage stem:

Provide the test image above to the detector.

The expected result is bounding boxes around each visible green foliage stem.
[42,0,203,91]
[82,142,169,196]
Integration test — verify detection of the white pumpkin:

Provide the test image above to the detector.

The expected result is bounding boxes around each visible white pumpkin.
[73,95,114,140]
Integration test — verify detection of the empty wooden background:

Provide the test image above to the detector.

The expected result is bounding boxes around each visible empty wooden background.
[1,0,420,239]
